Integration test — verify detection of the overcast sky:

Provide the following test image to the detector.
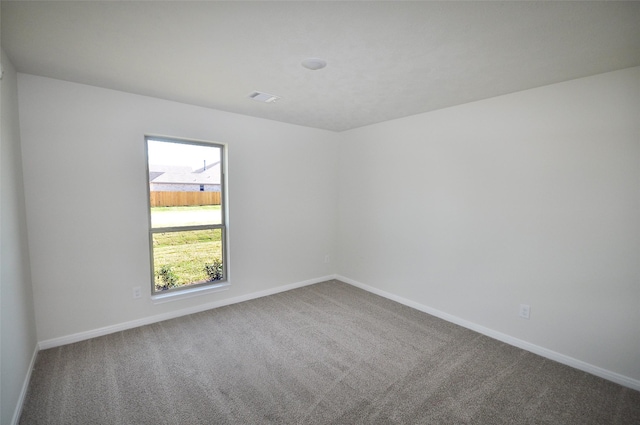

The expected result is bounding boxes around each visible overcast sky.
[147,139,221,170]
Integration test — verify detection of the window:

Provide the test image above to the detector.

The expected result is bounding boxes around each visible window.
[145,136,227,295]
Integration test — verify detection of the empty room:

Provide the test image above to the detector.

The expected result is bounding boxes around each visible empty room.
[1,1,639,424]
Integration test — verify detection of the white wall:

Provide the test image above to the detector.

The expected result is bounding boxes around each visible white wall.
[1,50,38,425]
[17,74,338,343]
[13,65,640,394]
[338,67,640,382]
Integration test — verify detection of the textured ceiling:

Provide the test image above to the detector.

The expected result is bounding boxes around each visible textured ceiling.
[2,1,639,132]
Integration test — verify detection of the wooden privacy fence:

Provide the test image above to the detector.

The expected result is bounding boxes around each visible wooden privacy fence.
[150,191,221,207]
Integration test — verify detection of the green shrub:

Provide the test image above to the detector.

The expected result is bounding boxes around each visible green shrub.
[156,265,178,291]
[204,259,224,281]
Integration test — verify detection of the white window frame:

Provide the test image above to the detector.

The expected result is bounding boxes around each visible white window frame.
[145,135,229,301]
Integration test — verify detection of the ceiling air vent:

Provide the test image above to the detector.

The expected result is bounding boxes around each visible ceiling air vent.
[248,91,281,103]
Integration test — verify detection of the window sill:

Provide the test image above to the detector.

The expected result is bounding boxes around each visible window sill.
[151,281,230,304]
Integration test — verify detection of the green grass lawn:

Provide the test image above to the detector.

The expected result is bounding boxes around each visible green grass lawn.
[150,205,222,228]
[151,205,221,213]
[152,228,223,291]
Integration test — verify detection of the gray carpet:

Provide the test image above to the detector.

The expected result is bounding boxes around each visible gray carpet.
[20,280,640,424]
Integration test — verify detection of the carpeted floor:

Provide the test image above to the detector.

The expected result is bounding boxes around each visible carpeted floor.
[20,280,640,424]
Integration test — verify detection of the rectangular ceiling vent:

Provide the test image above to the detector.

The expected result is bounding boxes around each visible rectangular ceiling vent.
[248,91,281,103]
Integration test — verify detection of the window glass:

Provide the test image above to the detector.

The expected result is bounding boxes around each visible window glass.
[146,137,226,294]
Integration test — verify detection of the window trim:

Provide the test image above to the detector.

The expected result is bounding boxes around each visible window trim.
[144,135,228,298]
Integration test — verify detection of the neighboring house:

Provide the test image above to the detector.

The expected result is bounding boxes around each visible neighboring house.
[149,162,222,192]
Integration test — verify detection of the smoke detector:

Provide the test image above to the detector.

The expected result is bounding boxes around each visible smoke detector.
[248,91,281,103]
[301,58,327,70]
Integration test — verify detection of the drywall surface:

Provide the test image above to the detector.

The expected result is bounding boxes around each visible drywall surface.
[17,74,338,342]
[337,67,640,381]
[1,50,38,425]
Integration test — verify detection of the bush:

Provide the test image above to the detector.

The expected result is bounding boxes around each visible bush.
[156,265,178,291]
[204,259,223,281]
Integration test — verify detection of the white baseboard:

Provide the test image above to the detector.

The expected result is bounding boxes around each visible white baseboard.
[12,344,39,425]
[336,275,640,392]
[39,275,336,350]
[36,273,639,391]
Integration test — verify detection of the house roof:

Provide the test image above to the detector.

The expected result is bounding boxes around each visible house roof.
[149,162,221,185]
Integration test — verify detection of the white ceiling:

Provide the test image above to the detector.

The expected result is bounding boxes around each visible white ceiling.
[2,1,639,132]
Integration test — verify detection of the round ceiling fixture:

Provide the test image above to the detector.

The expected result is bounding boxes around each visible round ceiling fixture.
[301,58,327,71]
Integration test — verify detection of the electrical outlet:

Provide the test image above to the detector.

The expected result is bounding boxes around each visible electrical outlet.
[324,254,330,264]
[133,286,142,299]
[519,304,530,319]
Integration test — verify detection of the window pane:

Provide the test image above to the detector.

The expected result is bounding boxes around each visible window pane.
[152,229,224,292]
[148,140,222,228]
